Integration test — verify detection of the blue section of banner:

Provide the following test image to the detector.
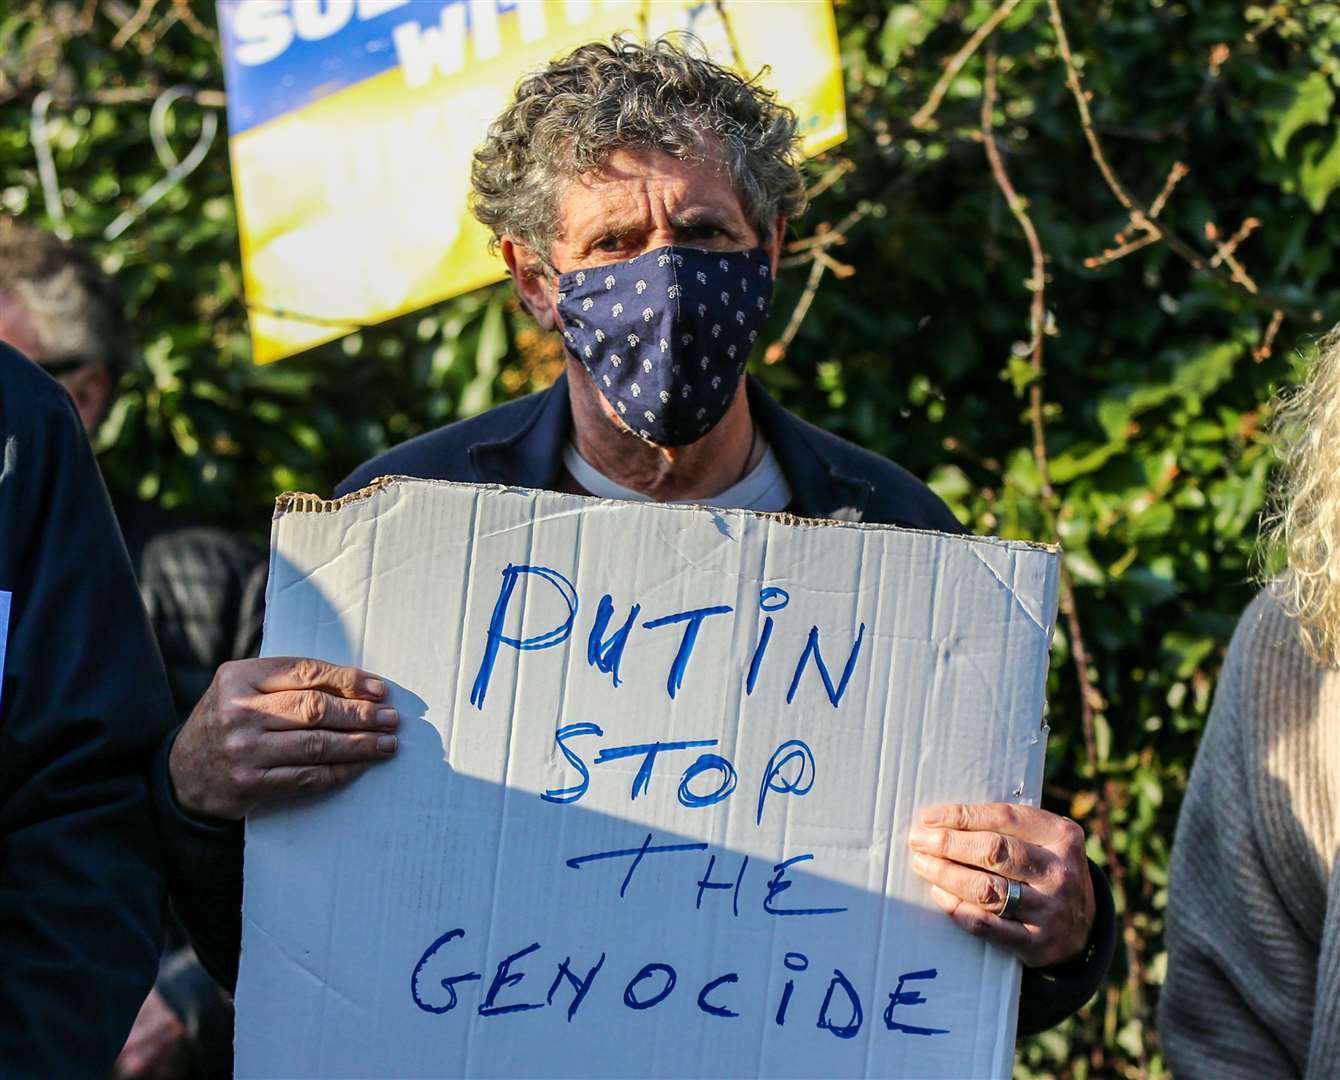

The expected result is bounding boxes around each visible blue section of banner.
[219,0,513,134]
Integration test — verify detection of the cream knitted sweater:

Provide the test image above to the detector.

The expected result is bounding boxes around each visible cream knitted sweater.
[1159,590,1340,1077]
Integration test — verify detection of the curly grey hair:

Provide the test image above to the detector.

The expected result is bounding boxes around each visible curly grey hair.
[470,35,807,266]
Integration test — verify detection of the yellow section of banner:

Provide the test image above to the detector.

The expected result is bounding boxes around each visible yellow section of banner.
[230,0,845,363]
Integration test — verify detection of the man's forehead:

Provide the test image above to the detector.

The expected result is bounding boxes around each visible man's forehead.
[557,149,746,235]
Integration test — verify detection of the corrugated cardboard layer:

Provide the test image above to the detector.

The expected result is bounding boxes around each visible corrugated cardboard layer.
[236,478,1059,1079]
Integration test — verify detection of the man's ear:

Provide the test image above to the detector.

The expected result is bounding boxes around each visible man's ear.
[767,215,787,278]
[501,236,559,333]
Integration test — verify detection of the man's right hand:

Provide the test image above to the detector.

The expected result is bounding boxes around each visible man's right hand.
[168,656,399,820]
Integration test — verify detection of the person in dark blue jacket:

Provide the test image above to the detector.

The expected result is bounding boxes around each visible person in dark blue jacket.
[159,36,1114,1038]
[0,344,176,1076]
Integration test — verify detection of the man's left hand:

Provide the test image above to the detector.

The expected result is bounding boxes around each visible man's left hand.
[908,803,1095,968]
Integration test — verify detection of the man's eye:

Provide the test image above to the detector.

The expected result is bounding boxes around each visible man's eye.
[594,236,625,252]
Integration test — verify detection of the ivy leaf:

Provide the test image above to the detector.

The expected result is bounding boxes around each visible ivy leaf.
[1267,70,1335,159]
[1299,123,1340,211]
[878,1,949,65]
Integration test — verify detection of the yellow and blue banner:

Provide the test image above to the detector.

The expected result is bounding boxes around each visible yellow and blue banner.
[218,1,846,364]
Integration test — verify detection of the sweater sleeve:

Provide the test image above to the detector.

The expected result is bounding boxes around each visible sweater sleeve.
[0,354,175,1076]
[1158,598,1315,1078]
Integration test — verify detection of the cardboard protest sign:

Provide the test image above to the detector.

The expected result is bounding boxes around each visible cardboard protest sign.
[235,478,1059,1078]
[215,0,846,364]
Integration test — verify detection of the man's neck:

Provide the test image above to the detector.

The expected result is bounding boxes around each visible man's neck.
[566,359,761,502]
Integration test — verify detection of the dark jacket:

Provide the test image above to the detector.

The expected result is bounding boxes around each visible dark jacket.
[113,500,263,1080]
[162,372,1115,1036]
[0,345,176,1077]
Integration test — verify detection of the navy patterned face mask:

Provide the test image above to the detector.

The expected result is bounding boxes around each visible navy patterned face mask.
[555,245,774,446]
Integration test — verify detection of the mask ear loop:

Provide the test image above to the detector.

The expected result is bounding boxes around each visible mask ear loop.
[104,86,218,240]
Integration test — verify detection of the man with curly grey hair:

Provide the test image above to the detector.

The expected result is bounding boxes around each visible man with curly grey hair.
[164,36,1115,1039]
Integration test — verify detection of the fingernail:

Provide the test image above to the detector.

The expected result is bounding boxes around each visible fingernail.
[921,806,945,825]
[911,853,930,874]
[376,708,399,730]
[908,827,931,849]
[376,735,397,754]
[364,678,387,698]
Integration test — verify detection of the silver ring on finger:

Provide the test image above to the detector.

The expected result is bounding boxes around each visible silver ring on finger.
[996,879,1023,920]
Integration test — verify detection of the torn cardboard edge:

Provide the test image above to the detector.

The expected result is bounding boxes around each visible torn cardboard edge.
[274,475,1062,556]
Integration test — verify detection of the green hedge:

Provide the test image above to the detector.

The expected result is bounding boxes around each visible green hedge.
[3,1,1337,1075]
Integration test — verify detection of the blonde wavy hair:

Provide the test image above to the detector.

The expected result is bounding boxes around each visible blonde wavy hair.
[1263,323,1340,665]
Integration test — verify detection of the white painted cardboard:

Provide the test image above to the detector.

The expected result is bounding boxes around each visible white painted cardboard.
[236,478,1059,1079]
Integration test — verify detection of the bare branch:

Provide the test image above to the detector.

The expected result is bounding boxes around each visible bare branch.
[911,0,1023,130]
[982,53,1145,1067]
[764,257,825,364]
[1046,0,1322,327]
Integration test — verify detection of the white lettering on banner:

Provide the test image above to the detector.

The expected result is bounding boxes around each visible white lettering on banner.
[233,0,637,76]
[233,0,412,67]
[292,0,355,42]
[467,0,502,61]
[393,4,468,88]
[232,0,293,66]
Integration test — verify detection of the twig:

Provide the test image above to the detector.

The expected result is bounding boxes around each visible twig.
[1204,220,1259,294]
[1083,232,1158,269]
[980,51,1049,496]
[1148,161,1189,219]
[0,83,226,108]
[110,0,157,51]
[1254,309,1284,362]
[911,0,1023,130]
[982,52,1141,1073]
[1046,0,1320,327]
[764,256,825,364]
[781,205,868,260]
[806,158,854,201]
[172,0,214,39]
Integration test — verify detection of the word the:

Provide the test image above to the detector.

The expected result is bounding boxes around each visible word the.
[564,834,847,918]
[410,929,950,1038]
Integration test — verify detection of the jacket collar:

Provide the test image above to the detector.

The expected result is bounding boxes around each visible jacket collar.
[470,371,872,522]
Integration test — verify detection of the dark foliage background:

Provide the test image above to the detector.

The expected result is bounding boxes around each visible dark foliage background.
[3,1,1338,1075]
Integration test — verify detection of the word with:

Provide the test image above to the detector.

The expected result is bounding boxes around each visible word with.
[410,929,951,1038]
[232,1,631,82]
[543,728,815,825]
[470,566,866,712]
[564,833,847,918]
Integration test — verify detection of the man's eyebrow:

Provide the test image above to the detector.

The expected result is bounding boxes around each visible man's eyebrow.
[668,208,739,231]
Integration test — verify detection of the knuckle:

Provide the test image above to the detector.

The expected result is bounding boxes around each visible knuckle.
[1062,816,1086,852]
[221,729,251,758]
[292,658,322,686]
[985,833,1013,871]
[293,766,326,792]
[300,730,327,762]
[298,693,325,727]
[976,876,1002,908]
